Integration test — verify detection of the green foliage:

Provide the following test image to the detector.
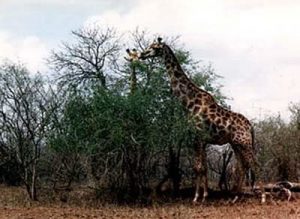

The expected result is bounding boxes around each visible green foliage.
[255,113,300,181]
[49,94,93,153]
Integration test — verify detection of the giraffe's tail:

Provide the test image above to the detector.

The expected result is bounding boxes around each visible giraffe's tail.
[250,125,258,188]
[250,126,266,203]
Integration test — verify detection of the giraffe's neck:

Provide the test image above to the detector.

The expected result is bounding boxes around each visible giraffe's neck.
[161,45,213,113]
[162,45,186,82]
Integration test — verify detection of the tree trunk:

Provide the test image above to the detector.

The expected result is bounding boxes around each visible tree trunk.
[30,158,38,200]
[156,146,182,197]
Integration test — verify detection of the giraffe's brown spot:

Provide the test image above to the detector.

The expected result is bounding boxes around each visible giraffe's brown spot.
[193,106,200,114]
[210,114,216,120]
[171,79,178,87]
[202,107,208,114]
[197,93,203,99]
[188,90,195,99]
[237,114,244,118]
[179,77,188,84]
[210,103,217,109]
[195,98,202,106]
[220,111,225,117]
[219,116,225,123]
[219,125,225,130]
[179,84,187,94]
[171,61,177,68]
[174,70,182,77]
[209,108,216,113]
[219,130,226,136]
[187,101,194,110]
[204,96,214,103]
[215,118,221,125]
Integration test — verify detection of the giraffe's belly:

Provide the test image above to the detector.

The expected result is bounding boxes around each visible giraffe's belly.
[209,134,231,145]
[195,118,231,145]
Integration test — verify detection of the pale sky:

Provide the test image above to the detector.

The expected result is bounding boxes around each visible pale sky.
[0,0,299,121]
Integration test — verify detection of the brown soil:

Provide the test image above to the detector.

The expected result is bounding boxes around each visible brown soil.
[0,186,299,219]
[0,201,300,219]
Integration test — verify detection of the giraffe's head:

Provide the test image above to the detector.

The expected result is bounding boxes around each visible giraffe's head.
[125,48,140,62]
[139,37,164,60]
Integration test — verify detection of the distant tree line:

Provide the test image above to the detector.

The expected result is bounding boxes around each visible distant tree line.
[0,26,299,203]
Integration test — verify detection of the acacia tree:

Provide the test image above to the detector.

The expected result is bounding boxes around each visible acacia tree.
[0,63,57,200]
[49,26,120,91]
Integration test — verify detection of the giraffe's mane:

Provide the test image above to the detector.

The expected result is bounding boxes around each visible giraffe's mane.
[164,44,216,103]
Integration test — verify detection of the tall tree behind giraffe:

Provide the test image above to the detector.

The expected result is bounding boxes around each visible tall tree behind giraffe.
[48,25,120,93]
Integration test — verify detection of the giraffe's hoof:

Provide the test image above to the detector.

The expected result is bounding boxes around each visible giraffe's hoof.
[193,193,199,204]
[231,195,239,204]
[202,192,208,203]
[261,193,266,204]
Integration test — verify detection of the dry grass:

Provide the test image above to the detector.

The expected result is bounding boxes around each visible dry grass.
[0,185,299,219]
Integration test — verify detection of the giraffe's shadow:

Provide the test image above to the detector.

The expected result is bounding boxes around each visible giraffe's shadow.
[157,186,258,203]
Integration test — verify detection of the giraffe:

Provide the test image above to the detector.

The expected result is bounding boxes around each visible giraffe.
[126,37,262,203]
[125,49,139,94]
[125,48,139,62]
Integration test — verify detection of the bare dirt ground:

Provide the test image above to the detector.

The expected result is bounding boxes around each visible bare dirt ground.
[1,186,300,219]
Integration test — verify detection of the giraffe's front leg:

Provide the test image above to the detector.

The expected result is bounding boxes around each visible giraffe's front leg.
[193,173,200,203]
[193,145,208,203]
[202,165,208,203]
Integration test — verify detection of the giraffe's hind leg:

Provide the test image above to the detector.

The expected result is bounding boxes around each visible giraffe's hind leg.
[231,144,254,203]
[248,155,267,203]
[232,145,261,202]
[232,152,246,194]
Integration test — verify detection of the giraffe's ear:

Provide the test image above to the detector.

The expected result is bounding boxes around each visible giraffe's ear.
[157,37,163,44]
